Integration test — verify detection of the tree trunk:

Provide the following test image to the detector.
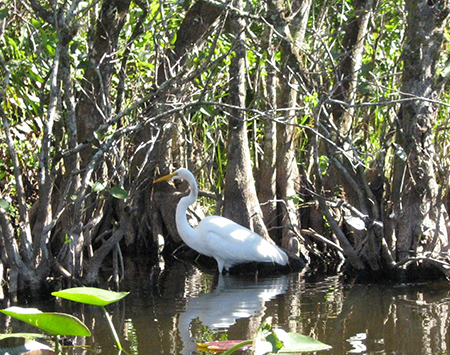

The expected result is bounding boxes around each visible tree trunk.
[76,0,131,165]
[330,0,375,134]
[392,0,450,263]
[157,0,222,84]
[266,0,312,254]
[319,0,379,271]
[223,0,269,239]
[257,26,277,236]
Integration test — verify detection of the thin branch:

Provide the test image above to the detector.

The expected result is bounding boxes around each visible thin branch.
[326,94,450,109]
[301,228,344,253]
[34,32,62,263]
[28,0,55,25]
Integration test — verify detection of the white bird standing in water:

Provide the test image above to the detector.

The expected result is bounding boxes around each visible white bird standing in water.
[154,168,288,273]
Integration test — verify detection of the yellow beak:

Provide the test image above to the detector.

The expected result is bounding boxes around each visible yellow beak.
[153,172,177,184]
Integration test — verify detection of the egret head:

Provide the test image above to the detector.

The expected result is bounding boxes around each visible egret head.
[153,168,192,184]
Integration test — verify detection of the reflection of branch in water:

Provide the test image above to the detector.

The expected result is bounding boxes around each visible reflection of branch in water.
[395,256,450,277]
[178,274,289,354]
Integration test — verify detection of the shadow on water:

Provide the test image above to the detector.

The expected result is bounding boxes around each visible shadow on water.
[2,256,450,354]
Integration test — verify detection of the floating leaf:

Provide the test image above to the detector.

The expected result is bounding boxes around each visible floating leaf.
[0,307,91,337]
[52,287,129,306]
[266,329,332,353]
[108,186,129,200]
[197,340,250,352]
[0,333,56,355]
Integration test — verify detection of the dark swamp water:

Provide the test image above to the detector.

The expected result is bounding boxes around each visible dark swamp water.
[2,257,450,355]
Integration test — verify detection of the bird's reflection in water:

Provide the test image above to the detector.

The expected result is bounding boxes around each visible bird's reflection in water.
[178,273,289,354]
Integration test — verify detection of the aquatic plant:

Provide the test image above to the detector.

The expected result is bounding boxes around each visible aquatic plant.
[52,287,129,351]
[0,287,129,354]
[0,306,91,352]
[197,317,332,354]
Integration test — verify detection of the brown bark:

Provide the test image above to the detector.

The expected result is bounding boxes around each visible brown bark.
[393,0,450,262]
[76,0,132,165]
[330,0,375,134]
[265,0,312,253]
[257,26,277,234]
[318,0,379,271]
[223,0,269,239]
[158,0,222,84]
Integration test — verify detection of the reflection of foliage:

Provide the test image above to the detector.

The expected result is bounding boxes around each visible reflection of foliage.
[191,317,228,344]
[1,0,450,295]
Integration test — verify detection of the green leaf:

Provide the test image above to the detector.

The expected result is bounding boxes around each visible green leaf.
[266,330,284,352]
[0,199,10,211]
[108,186,129,200]
[52,287,129,306]
[92,180,107,192]
[267,329,332,353]
[0,334,56,355]
[170,32,177,45]
[0,307,91,337]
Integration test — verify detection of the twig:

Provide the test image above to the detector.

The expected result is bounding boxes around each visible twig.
[301,228,344,253]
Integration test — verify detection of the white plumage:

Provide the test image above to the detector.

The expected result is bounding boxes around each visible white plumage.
[154,168,288,273]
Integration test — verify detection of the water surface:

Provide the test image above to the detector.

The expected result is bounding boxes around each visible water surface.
[3,258,450,354]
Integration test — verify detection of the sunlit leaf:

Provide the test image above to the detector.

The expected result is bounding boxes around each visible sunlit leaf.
[0,307,91,337]
[52,287,129,306]
[170,32,177,45]
[199,107,212,117]
[197,340,250,352]
[0,199,10,211]
[266,329,332,353]
[92,180,107,192]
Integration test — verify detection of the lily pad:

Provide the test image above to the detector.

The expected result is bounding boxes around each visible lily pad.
[52,287,129,306]
[0,307,91,337]
[0,333,56,355]
[267,329,332,353]
[197,340,251,352]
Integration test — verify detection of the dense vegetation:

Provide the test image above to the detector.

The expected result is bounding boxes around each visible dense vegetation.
[1,0,450,297]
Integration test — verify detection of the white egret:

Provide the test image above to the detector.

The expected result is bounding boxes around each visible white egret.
[154,168,289,273]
